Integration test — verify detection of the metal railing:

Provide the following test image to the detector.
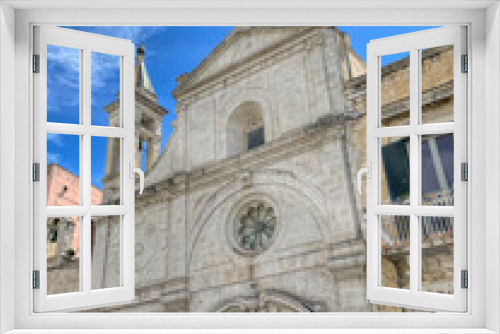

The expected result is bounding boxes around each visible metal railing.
[382,189,454,246]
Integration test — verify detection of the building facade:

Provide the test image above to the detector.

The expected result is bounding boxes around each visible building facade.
[46,164,102,295]
[48,26,455,312]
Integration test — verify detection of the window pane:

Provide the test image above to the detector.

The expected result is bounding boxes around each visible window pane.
[247,127,265,150]
[381,52,410,127]
[421,45,454,124]
[47,45,80,124]
[436,134,454,189]
[381,137,410,205]
[91,216,121,290]
[380,215,410,290]
[91,52,121,127]
[421,216,454,294]
[91,136,118,205]
[47,216,81,295]
[421,134,454,206]
[47,134,81,206]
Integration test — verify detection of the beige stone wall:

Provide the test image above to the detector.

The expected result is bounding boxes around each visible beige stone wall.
[47,260,79,295]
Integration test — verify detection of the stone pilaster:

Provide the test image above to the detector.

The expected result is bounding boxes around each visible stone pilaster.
[328,239,372,312]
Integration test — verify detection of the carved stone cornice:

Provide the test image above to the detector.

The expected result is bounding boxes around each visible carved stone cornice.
[141,113,346,198]
[81,278,190,312]
[304,34,325,52]
[327,238,367,281]
[345,80,454,120]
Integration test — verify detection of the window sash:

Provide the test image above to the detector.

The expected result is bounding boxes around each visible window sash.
[366,26,467,312]
[32,26,136,313]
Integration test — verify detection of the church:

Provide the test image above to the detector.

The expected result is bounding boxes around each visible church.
[49,26,455,312]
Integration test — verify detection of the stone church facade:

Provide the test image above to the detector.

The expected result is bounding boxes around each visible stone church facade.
[47,26,455,312]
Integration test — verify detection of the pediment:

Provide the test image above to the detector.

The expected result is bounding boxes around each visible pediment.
[174,27,320,97]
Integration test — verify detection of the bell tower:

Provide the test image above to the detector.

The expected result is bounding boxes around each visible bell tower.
[103,44,168,197]
[133,45,168,171]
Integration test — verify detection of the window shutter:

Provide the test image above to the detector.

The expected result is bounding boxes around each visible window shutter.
[382,139,410,202]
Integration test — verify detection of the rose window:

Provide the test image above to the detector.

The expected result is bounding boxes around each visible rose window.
[235,203,277,253]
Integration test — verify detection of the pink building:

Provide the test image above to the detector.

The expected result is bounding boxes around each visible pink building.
[46,164,102,259]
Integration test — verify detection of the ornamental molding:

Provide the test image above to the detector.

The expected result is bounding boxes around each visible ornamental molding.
[187,168,331,266]
[112,112,345,204]
[154,114,343,195]
[212,288,325,312]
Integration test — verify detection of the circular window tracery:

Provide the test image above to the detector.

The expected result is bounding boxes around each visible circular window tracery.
[233,203,277,254]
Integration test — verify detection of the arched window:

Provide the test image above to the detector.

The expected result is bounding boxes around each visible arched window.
[226,101,265,157]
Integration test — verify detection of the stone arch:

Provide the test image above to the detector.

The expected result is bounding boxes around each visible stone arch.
[212,289,324,312]
[219,90,274,159]
[188,169,331,265]
[226,101,265,157]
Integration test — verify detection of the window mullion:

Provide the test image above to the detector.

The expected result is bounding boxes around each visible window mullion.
[82,48,91,209]
[46,206,88,217]
[409,47,420,294]
[82,48,92,294]
[81,213,91,293]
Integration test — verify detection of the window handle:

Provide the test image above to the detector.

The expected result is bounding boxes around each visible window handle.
[357,162,371,195]
[129,162,145,195]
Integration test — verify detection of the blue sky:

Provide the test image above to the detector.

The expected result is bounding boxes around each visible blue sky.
[46,26,437,189]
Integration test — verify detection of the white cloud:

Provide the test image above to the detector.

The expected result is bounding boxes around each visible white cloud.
[47,133,63,146]
[47,26,163,114]
[47,153,61,164]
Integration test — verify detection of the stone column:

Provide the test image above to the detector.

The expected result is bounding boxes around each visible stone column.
[104,137,120,179]
[104,137,115,177]
[164,175,191,310]
[55,218,74,264]
[167,185,187,279]
[146,137,160,171]
[136,136,143,169]
[103,215,121,288]
[323,28,364,240]
[91,218,108,290]
[323,28,347,114]
[104,115,121,179]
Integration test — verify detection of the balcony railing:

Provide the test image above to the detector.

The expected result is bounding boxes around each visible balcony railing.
[382,189,454,247]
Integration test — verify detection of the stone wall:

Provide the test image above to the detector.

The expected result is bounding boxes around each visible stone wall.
[47,259,79,295]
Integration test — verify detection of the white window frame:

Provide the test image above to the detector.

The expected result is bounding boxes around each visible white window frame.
[32,26,136,312]
[365,26,467,312]
[0,1,499,333]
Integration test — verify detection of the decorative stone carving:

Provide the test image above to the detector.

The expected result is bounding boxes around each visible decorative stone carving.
[214,287,324,312]
[231,202,277,255]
